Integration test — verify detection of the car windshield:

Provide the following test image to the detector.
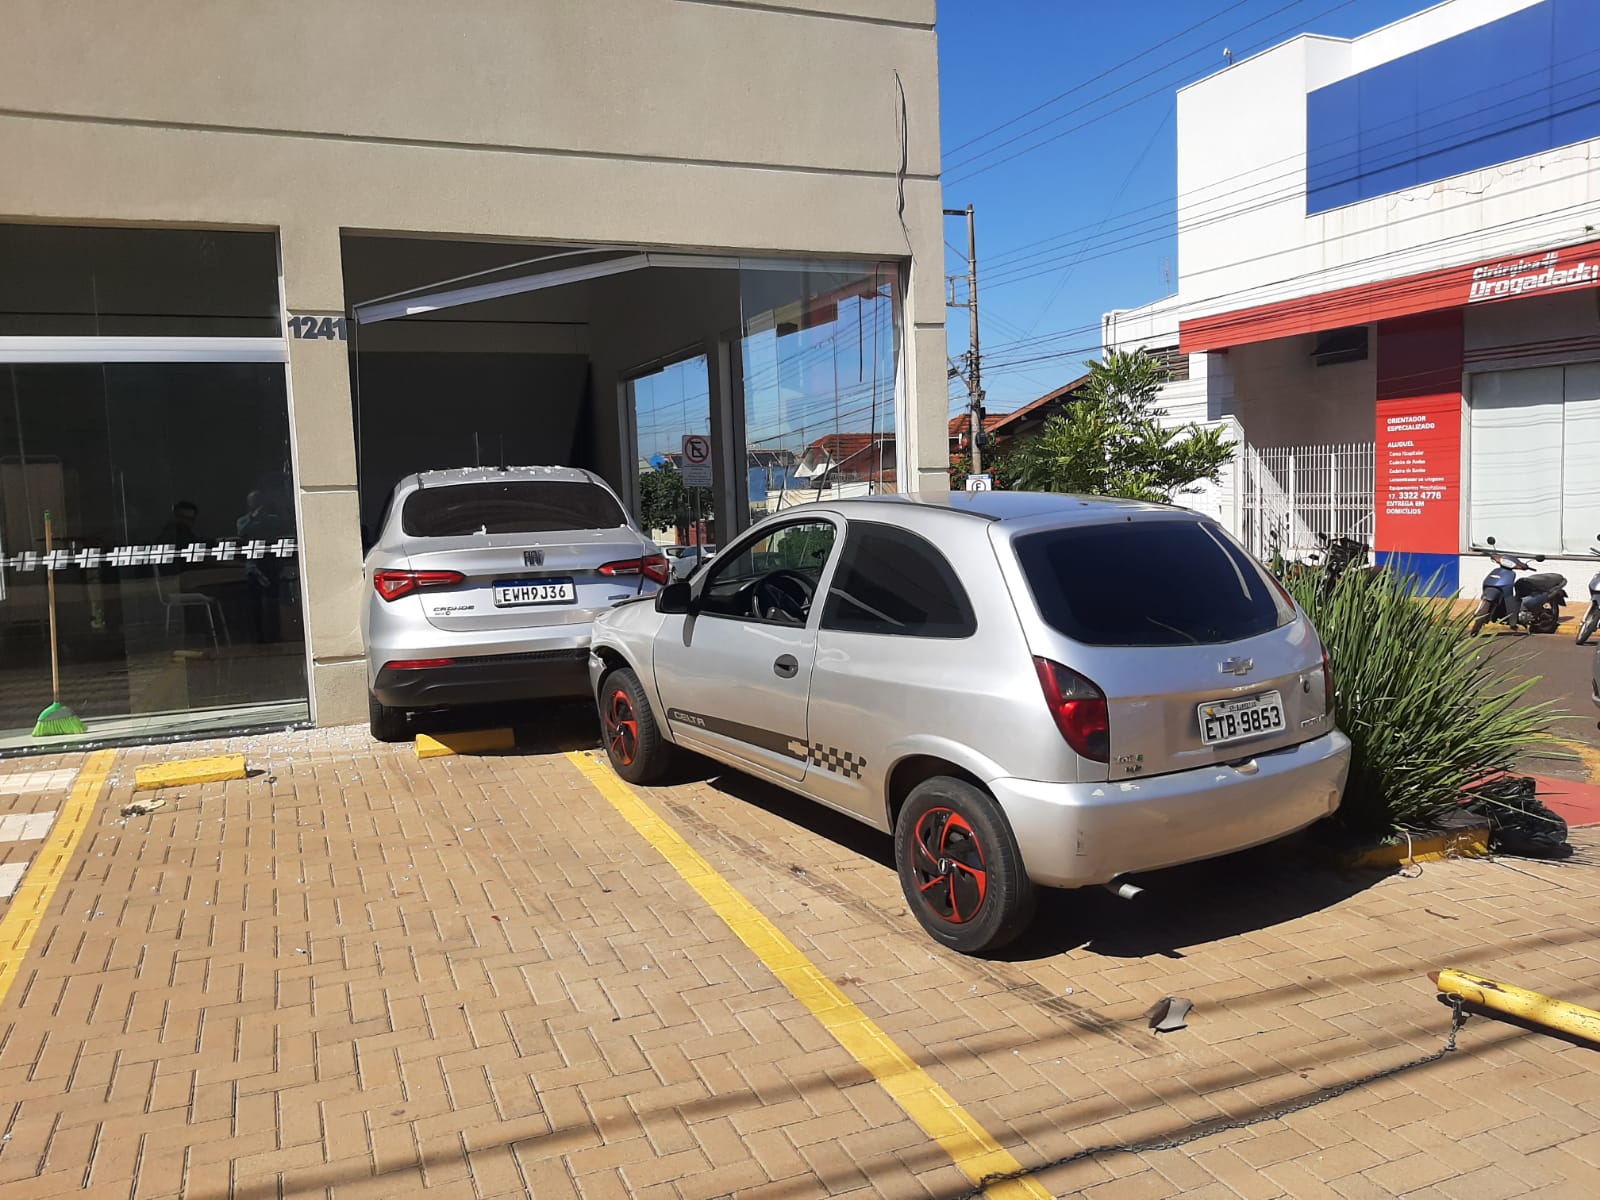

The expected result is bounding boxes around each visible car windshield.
[402,481,626,537]
[1015,519,1292,646]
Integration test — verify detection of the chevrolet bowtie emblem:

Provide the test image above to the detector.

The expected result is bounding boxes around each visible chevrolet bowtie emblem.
[1219,657,1254,676]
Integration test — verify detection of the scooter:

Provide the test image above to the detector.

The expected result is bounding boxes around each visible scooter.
[1469,537,1567,635]
[1576,534,1600,646]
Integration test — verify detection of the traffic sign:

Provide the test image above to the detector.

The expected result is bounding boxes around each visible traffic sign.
[681,434,713,487]
[965,473,993,492]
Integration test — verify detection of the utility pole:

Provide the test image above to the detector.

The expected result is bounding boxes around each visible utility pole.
[944,204,985,476]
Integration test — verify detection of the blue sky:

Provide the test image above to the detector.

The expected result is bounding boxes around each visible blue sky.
[938,0,1431,414]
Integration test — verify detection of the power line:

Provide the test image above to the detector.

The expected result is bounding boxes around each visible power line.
[1022,102,1175,339]
[945,0,1360,182]
[977,195,1600,375]
[978,65,1600,292]
[968,43,1600,285]
[942,0,1258,160]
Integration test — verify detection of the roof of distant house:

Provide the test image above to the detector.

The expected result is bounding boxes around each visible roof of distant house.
[988,373,1091,433]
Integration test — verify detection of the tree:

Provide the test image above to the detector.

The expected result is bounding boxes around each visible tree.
[998,348,1235,502]
[638,464,713,539]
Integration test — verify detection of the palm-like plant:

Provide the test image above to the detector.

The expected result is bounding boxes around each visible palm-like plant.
[1287,564,1566,835]
[1000,348,1235,502]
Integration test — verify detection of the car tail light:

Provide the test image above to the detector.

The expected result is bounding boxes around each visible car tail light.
[600,555,670,585]
[373,569,464,602]
[1033,657,1109,762]
[384,658,456,671]
[1321,644,1335,715]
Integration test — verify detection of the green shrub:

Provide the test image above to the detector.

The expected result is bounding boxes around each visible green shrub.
[1286,564,1565,835]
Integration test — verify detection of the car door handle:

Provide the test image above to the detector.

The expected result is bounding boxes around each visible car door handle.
[773,655,799,679]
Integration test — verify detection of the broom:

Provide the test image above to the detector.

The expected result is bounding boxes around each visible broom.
[32,511,86,737]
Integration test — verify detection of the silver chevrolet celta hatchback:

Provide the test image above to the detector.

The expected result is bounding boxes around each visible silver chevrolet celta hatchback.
[588,492,1351,954]
[362,466,666,742]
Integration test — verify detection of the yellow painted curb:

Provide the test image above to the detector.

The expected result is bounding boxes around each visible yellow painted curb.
[1341,824,1490,870]
[415,728,515,758]
[133,753,247,791]
[1433,968,1600,1047]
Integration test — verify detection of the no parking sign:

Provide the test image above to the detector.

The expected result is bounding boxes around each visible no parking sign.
[681,434,713,487]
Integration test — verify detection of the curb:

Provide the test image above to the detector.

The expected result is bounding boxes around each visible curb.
[1337,823,1491,870]
[415,729,516,759]
[133,754,247,792]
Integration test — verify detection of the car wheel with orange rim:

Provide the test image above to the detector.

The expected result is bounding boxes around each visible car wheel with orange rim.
[895,777,1035,955]
[599,667,673,784]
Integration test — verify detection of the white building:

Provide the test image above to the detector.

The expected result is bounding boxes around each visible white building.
[1107,0,1600,597]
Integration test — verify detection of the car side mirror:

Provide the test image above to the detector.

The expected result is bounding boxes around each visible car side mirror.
[656,581,694,615]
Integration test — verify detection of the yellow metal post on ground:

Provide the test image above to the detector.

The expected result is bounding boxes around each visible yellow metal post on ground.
[1431,968,1600,1047]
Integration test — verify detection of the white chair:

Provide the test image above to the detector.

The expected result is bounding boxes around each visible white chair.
[152,568,229,650]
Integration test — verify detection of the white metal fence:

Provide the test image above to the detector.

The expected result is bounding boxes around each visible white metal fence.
[1240,441,1375,563]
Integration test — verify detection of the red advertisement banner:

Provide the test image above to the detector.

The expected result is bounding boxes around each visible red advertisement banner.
[1374,394,1461,554]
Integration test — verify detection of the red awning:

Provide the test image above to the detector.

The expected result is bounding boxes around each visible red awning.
[1179,238,1600,354]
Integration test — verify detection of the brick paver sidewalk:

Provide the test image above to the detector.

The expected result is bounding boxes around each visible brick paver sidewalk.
[2,723,1600,1199]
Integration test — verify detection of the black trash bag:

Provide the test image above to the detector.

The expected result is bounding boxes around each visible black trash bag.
[1464,776,1573,859]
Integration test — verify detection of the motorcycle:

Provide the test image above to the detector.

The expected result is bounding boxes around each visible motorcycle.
[1268,530,1379,600]
[1576,534,1600,646]
[1468,537,1567,635]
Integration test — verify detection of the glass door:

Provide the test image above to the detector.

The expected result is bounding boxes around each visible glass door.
[0,362,307,747]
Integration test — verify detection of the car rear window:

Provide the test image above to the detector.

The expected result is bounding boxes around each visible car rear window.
[402,481,626,537]
[1014,520,1291,646]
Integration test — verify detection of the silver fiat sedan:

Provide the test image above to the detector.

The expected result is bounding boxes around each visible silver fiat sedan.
[589,492,1350,954]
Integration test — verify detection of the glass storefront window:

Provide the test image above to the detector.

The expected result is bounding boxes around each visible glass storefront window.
[629,354,715,546]
[0,224,305,752]
[739,264,898,525]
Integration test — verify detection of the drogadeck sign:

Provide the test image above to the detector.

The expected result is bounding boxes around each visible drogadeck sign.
[1180,237,1600,354]
[1467,249,1600,303]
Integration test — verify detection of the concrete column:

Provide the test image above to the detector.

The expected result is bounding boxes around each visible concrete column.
[279,222,367,727]
[902,178,951,497]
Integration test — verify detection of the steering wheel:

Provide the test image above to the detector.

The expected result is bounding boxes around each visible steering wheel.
[748,569,815,623]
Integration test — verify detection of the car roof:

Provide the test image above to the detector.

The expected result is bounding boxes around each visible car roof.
[403,465,600,490]
[821,492,1179,523]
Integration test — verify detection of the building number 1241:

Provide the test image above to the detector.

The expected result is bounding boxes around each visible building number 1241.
[288,315,348,341]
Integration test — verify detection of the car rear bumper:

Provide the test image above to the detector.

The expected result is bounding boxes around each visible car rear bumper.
[371,648,592,709]
[992,731,1350,888]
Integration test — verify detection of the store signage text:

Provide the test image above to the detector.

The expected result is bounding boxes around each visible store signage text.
[1374,395,1461,555]
[1468,250,1599,303]
[288,315,348,341]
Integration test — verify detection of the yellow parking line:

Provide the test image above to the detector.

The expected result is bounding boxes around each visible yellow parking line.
[567,752,1052,1200]
[0,749,116,1005]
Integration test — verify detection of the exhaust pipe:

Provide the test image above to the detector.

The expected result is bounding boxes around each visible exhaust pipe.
[1103,881,1144,900]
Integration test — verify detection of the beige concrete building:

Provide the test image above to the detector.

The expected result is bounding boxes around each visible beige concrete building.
[0,0,946,749]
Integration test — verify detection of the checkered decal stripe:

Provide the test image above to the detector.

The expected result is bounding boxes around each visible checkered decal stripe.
[3,540,298,572]
[807,744,866,779]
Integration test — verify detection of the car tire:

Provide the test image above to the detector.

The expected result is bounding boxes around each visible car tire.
[368,693,409,743]
[894,777,1037,955]
[1579,609,1599,646]
[600,668,673,784]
